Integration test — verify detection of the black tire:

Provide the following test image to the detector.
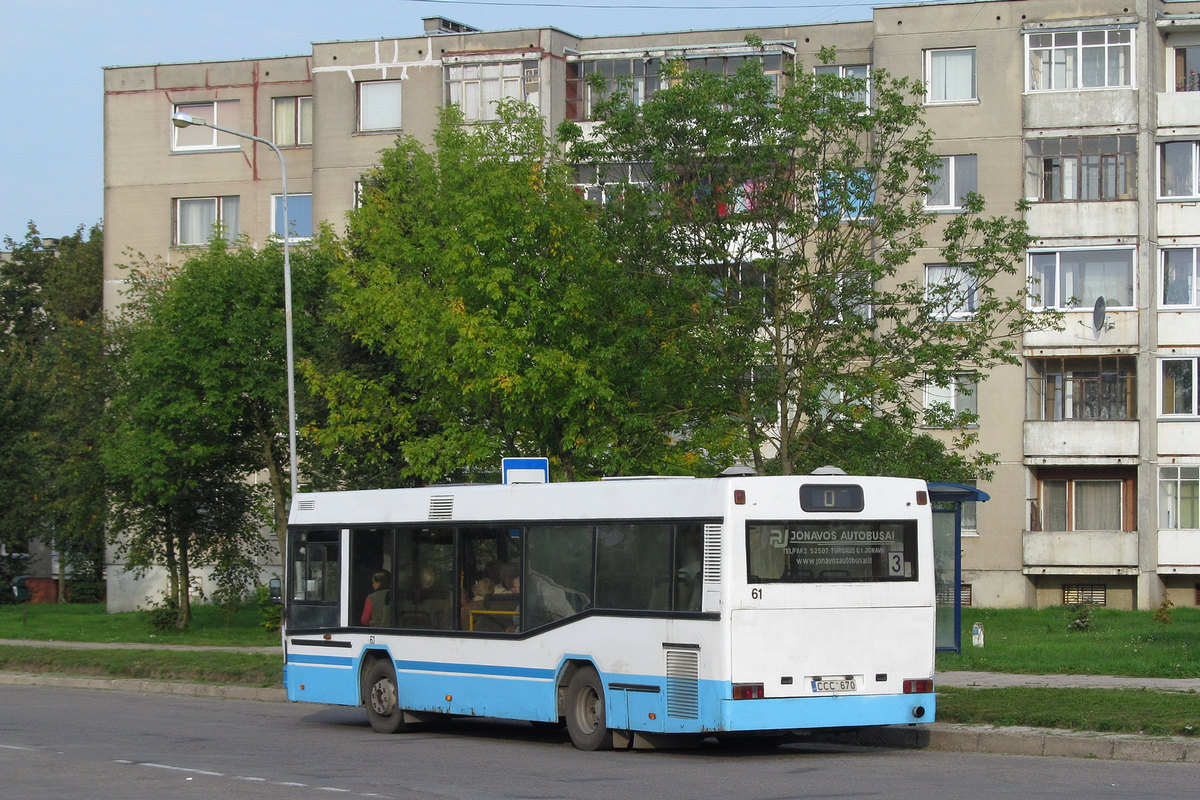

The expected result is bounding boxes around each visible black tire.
[564,668,613,751]
[363,658,407,734]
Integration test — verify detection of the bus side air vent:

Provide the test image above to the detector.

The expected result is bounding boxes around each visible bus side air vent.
[429,495,454,520]
[665,649,700,720]
[702,524,722,583]
[296,499,315,512]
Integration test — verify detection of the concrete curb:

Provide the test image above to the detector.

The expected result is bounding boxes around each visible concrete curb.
[4,670,1199,762]
[851,723,1200,763]
[0,670,286,702]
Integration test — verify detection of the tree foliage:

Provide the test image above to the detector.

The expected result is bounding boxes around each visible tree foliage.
[562,47,1050,478]
[0,223,106,599]
[313,101,691,483]
[103,235,332,625]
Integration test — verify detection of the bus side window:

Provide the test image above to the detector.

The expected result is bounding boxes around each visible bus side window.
[674,524,704,612]
[525,524,593,629]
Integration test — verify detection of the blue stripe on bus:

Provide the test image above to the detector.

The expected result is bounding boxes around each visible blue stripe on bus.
[392,658,554,681]
[286,653,354,667]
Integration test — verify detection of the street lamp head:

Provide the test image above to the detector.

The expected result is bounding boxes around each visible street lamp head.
[171,111,206,128]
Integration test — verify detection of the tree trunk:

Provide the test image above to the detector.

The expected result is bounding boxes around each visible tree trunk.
[176,532,192,629]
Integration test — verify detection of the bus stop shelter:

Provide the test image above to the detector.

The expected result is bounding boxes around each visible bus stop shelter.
[927,482,990,653]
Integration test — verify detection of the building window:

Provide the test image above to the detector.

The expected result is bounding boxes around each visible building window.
[175,196,239,246]
[1026,29,1133,91]
[1063,584,1107,606]
[566,58,662,120]
[172,101,239,151]
[273,96,313,147]
[1161,357,1198,417]
[818,170,874,222]
[960,481,978,534]
[1160,141,1200,199]
[1173,45,1200,92]
[446,61,535,122]
[273,194,313,241]
[572,162,650,204]
[358,80,403,132]
[1039,472,1131,532]
[1160,467,1200,529]
[814,63,871,105]
[924,372,978,426]
[927,154,977,210]
[1027,356,1136,421]
[925,47,976,104]
[1029,248,1135,310]
[1163,248,1200,307]
[926,263,977,319]
[1026,136,1136,202]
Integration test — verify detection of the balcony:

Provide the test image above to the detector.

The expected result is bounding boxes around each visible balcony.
[1158,530,1200,574]
[1024,364,1139,459]
[1023,530,1139,575]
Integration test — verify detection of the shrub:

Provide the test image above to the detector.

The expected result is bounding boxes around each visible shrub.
[1067,603,1094,632]
[256,583,282,634]
[1154,597,1174,626]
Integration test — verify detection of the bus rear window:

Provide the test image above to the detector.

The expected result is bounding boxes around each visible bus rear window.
[746,521,918,583]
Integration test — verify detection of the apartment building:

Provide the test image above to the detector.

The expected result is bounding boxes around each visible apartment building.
[102,0,1200,612]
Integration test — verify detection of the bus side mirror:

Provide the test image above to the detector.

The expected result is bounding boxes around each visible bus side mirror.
[268,577,283,604]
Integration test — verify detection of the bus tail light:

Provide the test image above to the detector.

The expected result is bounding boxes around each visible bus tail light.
[903,679,934,694]
[916,490,928,505]
[732,683,764,700]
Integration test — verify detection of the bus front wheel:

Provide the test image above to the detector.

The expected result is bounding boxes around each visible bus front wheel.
[564,668,614,751]
[363,659,407,734]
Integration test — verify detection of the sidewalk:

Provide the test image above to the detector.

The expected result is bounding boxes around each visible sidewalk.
[2,639,1199,763]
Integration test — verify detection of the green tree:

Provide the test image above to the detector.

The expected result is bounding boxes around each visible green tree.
[313,101,686,483]
[0,223,106,599]
[104,235,331,626]
[563,47,1051,478]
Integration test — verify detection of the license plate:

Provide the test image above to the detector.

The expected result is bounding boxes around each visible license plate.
[811,678,857,693]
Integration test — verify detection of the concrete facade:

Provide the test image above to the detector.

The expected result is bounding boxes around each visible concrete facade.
[103,0,1200,611]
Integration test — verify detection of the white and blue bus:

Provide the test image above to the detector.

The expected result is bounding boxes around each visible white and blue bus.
[283,472,936,749]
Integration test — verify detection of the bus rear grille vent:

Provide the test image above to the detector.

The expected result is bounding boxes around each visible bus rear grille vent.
[296,499,315,512]
[702,523,722,584]
[665,649,700,719]
[429,495,454,519]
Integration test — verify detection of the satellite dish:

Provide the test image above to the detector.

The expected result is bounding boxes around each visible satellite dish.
[1092,296,1107,332]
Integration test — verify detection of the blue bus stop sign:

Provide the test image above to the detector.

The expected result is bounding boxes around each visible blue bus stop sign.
[502,457,550,485]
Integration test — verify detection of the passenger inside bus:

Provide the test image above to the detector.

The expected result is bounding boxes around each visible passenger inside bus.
[360,570,392,626]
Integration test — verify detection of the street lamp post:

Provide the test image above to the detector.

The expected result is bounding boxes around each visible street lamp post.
[171,111,299,499]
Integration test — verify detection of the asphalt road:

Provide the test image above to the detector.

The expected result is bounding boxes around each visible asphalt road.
[3,684,1200,800]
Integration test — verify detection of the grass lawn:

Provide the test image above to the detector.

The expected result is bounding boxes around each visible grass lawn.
[0,602,278,647]
[936,606,1200,678]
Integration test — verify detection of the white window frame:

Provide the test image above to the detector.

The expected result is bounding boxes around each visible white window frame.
[1160,356,1199,417]
[1028,247,1136,311]
[358,80,403,132]
[1159,140,1200,200]
[272,193,313,242]
[926,263,978,320]
[926,154,978,211]
[1159,466,1200,530]
[272,96,313,147]
[1025,28,1134,92]
[174,196,239,246]
[446,60,530,123]
[171,101,239,151]
[814,63,871,105]
[1161,247,1200,308]
[925,47,977,105]
[923,372,978,426]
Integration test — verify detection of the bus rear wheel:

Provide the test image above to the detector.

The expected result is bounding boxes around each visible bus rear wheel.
[363,659,407,734]
[564,668,613,751]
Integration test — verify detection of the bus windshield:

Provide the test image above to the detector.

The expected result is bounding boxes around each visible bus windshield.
[746,520,918,583]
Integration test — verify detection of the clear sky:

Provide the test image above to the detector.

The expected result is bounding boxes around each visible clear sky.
[2,0,927,243]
